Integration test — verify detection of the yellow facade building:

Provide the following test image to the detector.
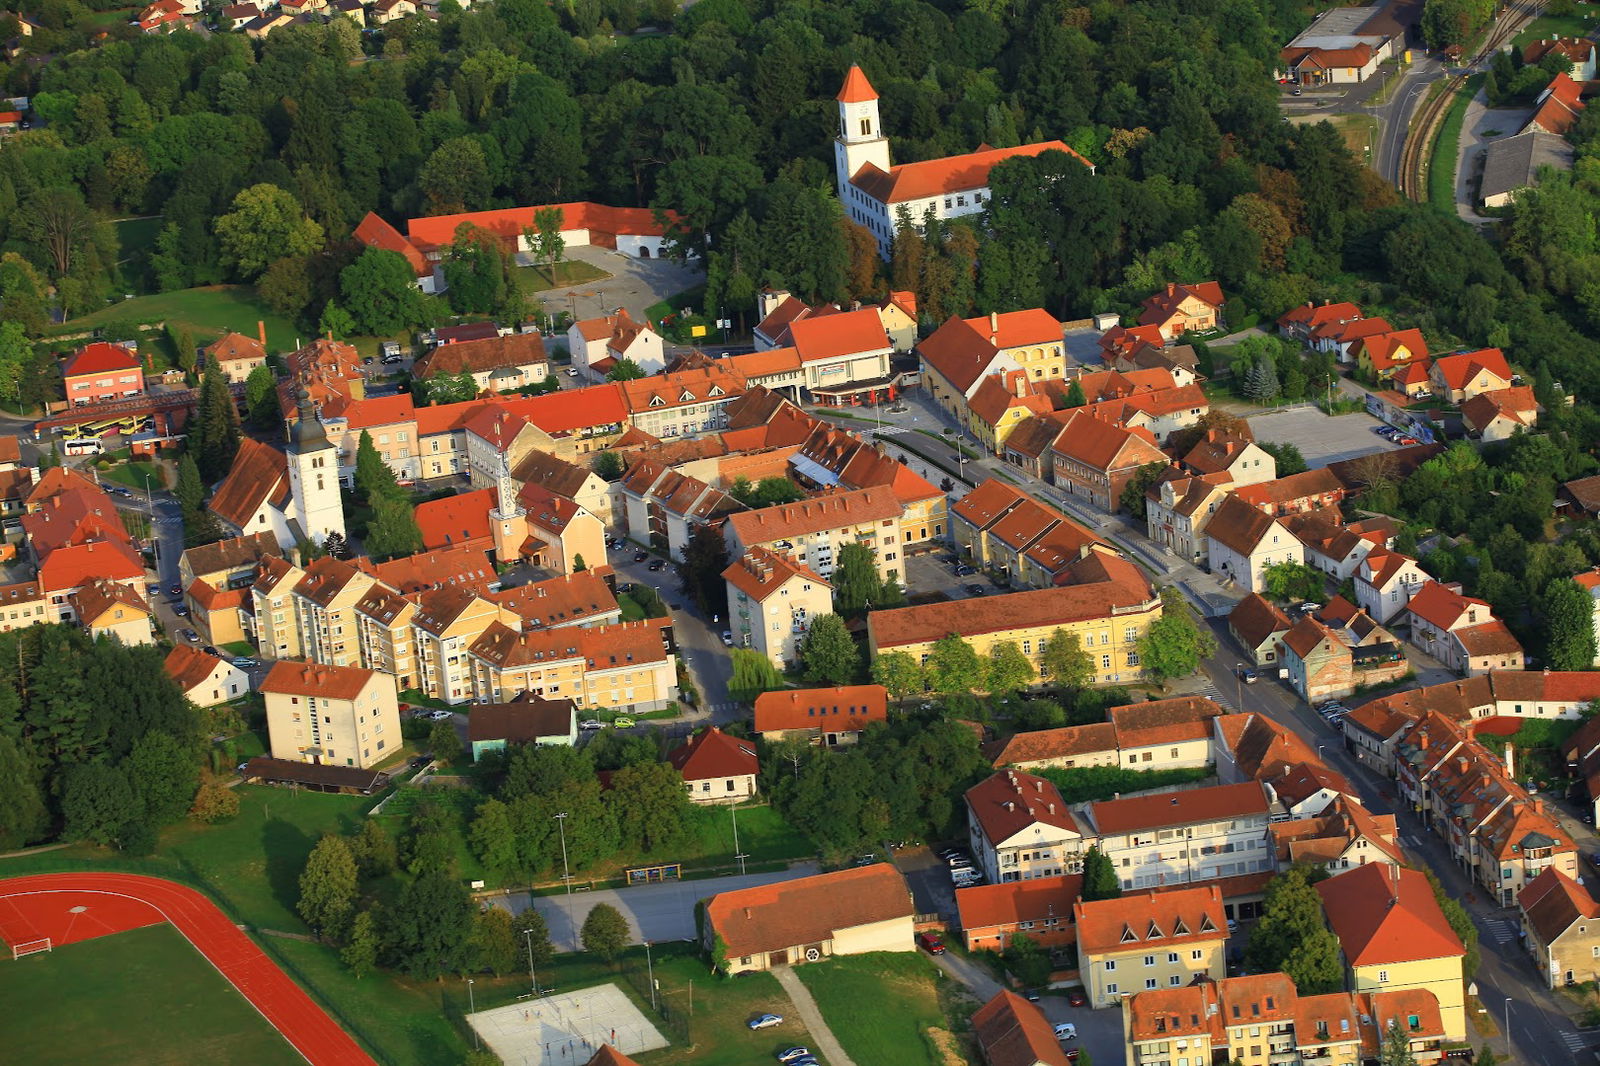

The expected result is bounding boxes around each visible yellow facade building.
[260,659,401,769]
[1075,885,1228,1009]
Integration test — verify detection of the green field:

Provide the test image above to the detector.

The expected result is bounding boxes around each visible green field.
[98,459,165,491]
[641,951,815,1066]
[1429,74,1484,213]
[0,924,303,1066]
[795,952,952,1066]
[50,286,304,352]
[517,259,611,292]
[1512,5,1600,47]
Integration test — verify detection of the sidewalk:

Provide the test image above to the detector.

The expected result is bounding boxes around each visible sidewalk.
[772,966,857,1066]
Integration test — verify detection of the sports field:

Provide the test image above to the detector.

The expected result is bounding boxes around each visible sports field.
[0,923,303,1065]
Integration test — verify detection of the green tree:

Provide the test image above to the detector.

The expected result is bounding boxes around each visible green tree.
[606,357,646,381]
[1120,462,1168,519]
[355,430,402,506]
[126,731,197,825]
[1003,932,1052,987]
[340,248,428,337]
[61,762,139,846]
[298,834,359,941]
[1081,845,1121,900]
[728,648,785,703]
[385,869,475,979]
[1262,561,1326,605]
[0,321,33,405]
[244,363,281,431]
[1063,379,1087,408]
[342,909,381,978]
[801,614,860,685]
[191,357,241,484]
[985,641,1036,696]
[593,450,624,481]
[215,184,325,280]
[675,522,730,619]
[352,818,396,878]
[1041,629,1095,689]
[1380,1020,1419,1066]
[0,733,48,848]
[833,542,883,618]
[513,907,554,975]
[176,452,206,515]
[527,206,566,285]
[1138,588,1217,682]
[606,762,693,851]
[1474,1046,1497,1066]
[366,494,423,562]
[872,650,924,704]
[1245,866,1343,994]
[928,634,984,697]
[1543,578,1598,672]
[581,902,631,961]
[189,774,240,824]
[469,797,526,883]
[428,718,463,766]
[1258,441,1308,476]
[472,906,520,976]
[878,575,908,609]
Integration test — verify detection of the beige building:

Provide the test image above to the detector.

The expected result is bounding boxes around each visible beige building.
[1145,469,1232,566]
[705,863,914,974]
[918,309,1068,434]
[725,486,904,584]
[668,725,759,803]
[71,578,154,645]
[753,685,887,746]
[867,556,1161,688]
[1075,885,1228,1008]
[0,580,50,634]
[165,645,250,708]
[1110,696,1222,769]
[1083,781,1273,895]
[354,585,420,692]
[413,586,521,705]
[290,557,377,669]
[723,547,833,667]
[468,619,676,712]
[251,556,305,660]
[965,769,1085,884]
[1520,866,1600,987]
[205,332,268,384]
[260,659,401,769]
[1205,495,1303,595]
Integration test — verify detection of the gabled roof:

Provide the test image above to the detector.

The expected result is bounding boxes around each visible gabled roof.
[706,863,912,958]
[722,546,829,602]
[353,211,429,277]
[210,437,289,530]
[1358,547,1421,589]
[1281,615,1338,660]
[1048,409,1166,472]
[1232,468,1344,513]
[467,697,576,745]
[754,685,888,733]
[1073,884,1227,956]
[617,366,745,413]
[1530,72,1586,135]
[966,769,1079,844]
[367,545,497,596]
[1109,696,1224,749]
[1204,495,1283,556]
[71,576,149,624]
[1315,863,1464,968]
[38,540,142,593]
[1278,301,1364,331]
[1461,386,1539,434]
[1520,866,1600,945]
[986,722,1120,768]
[667,726,757,782]
[260,660,377,701]
[1356,328,1427,371]
[1139,281,1225,327]
[490,570,619,629]
[1184,430,1258,475]
[164,644,234,694]
[726,487,901,546]
[412,332,547,380]
[414,488,495,550]
[1230,593,1293,648]
[1406,580,1492,632]
[407,203,678,252]
[1089,781,1268,835]
[972,990,1072,1066]
[1454,618,1524,658]
[788,307,891,363]
[852,142,1092,204]
[1432,347,1513,390]
[62,341,140,378]
[950,478,1028,531]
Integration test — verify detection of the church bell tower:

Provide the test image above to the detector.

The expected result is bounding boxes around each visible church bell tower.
[834,64,891,204]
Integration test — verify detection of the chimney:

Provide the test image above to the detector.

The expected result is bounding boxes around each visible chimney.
[1167,282,1177,297]
[1457,756,1469,774]
[744,907,751,919]
[990,310,999,336]
[1014,373,1028,399]
[1503,741,1515,779]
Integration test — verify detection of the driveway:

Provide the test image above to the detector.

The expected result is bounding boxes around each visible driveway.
[525,245,703,327]
[1245,407,1402,468]
[772,966,857,1066]
[495,863,821,952]
[1456,93,1533,223]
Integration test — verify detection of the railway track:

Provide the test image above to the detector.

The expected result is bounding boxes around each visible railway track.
[1397,0,1541,202]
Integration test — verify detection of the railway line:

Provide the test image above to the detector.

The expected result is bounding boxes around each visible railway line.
[1397,0,1541,202]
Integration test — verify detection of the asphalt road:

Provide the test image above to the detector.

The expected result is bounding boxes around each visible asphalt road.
[493,862,821,952]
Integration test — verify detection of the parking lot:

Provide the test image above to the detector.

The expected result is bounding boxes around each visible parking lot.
[903,549,1011,603]
[1245,407,1401,468]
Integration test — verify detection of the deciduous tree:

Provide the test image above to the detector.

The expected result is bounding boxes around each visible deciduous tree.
[606,762,692,851]
[1138,589,1217,682]
[340,248,429,337]
[1262,561,1326,605]
[342,909,381,979]
[1041,629,1095,689]
[385,869,475,979]
[581,902,630,961]
[298,834,359,941]
[801,613,860,685]
[472,905,520,976]
[872,651,923,704]
[728,648,785,703]
[1081,845,1121,900]
[215,184,324,280]
[676,522,730,619]
[1543,577,1598,672]
[833,542,883,619]
[985,641,1035,696]
[928,634,984,697]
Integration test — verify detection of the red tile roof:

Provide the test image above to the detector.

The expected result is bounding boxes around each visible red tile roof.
[1520,866,1600,945]
[71,576,149,623]
[986,722,1119,768]
[966,769,1079,844]
[412,332,547,380]
[206,332,267,367]
[1406,580,1491,632]
[1314,863,1464,968]
[414,488,495,551]
[1531,72,1586,135]
[727,486,901,546]
[852,142,1092,204]
[164,644,232,693]
[705,863,912,958]
[406,202,679,252]
[1090,781,1268,835]
[722,547,830,602]
[1073,884,1226,956]
[368,545,497,596]
[1230,593,1293,648]
[1109,696,1224,749]
[754,685,888,733]
[353,211,429,277]
[972,990,1073,1066]
[957,874,1082,937]
[1048,410,1166,472]
[38,540,143,593]
[260,659,378,701]
[836,64,878,103]
[1433,347,1513,391]
[787,307,891,363]
[667,726,757,782]
[1139,281,1225,327]
[62,341,140,378]
[210,437,289,531]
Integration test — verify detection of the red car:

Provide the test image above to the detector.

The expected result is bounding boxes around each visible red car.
[916,931,946,955]
[1065,987,1088,1007]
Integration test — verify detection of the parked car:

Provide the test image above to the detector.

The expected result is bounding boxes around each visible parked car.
[938,847,966,860]
[648,559,665,571]
[916,931,946,955]
[633,551,648,563]
[776,1050,812,1064]
[579,719,603,731]
[721,631,734,646]
[426,709,453,721]
[232,657,258,668]
[1064,1049,1081,1062]
[1065,988,1087,1007]
[172,605,189,617]
[1238,667,1260,684]
[169,583,182,596]
[1054,1023,1078,1041]
[747,1013,784,1030]
[1024,988,1041,1001]
[1226,918,1239,934]
[1398,436,1419,446]
[180,628,200,642]
[954,564,976,577]
[612,716,635,728]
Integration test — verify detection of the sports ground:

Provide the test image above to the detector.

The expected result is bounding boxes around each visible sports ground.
[0,872,377,1065]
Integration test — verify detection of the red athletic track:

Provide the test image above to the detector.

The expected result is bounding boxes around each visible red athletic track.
[0,872,378,1066]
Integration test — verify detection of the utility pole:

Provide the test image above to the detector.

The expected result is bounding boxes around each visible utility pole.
[467,978,478,1048]
[730,798,747,876]
[645,939,656,1011]
[524,926,539,996]
[554,811,572,949]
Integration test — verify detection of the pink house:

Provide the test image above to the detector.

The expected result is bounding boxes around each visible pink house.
[61,343,144,406]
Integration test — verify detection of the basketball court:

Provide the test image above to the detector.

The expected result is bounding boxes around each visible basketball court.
[467,983,669,1066]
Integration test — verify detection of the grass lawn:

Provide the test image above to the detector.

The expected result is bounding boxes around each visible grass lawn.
[517,260,611,292]
[795,952,952,1066]
[221,640,257,656]
[644,285,707,325]
[1512,5,1600,47]
[640,950,817,1066]
[1429,74,1483,213]
[80,6,137,28]
[97,459,165,491]
[114,215,163,277]
[51,286,304,352]
[0,924,303,1066]
[1329,113,1378,166]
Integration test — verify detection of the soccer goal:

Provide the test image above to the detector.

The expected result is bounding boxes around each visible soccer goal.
[11,937,51,960]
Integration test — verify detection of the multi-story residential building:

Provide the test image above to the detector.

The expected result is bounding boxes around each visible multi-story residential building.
[867,556,1162,687]
[1183,431,1276,487]
[725,486,904,584]
[1429,347,1513,404]
[1048,411,1168,512]
[984,722,1121,772]
[1232,468,1345,518]
[788,424,948,545]
[955,874,1082,953]
[290,556,378,669]
[511,447,615,529]
[180,532,281,594]
[1292,514,1396,583]
[1278,300,1365,343]
[71,578,153,645]
[618,366,746,439]
[1081,782,1274,896]
[1354,547,1429,624]
[965,769,1085,884]
[204,332,268,384]
[164,645,250,708]
[260,660,400,769]
[1145,469,1232,565]
[1279,616,1355,704]
[1074,885,1228,1008]
[788,307,899,407]
[353,584,420,691]
[1314,863,1467,1042]
[410,331,548,394]
[250,556,305,659]
[1404,580,1525,675]
[1268,796,1403,873]
[61,342,144,405]
[467,618,676,712]
[950,477,1104,585]
[919,309,1068,433]
[1109,696,1222,770]
[1205,495,1303,595]
[723,547,832,667]
[413,586,521,705]
[1519,866,1600,988]
[0,580,50,634]
[619,461,743,562]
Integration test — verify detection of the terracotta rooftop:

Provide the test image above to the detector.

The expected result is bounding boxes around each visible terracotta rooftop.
[868,567,1155,649]
[966,769,1080,845]
[1109,696,1224,750]
[1073,884,1226,957]
[209,437,289,530]
[754,685,888,733]
[956,873,1082,936]
[986,722,1120,768]
[972,990,1072,1066]
[705,863,912,959]
[414,488,495,551]
[489,570,619,629]
[1089,781,1269,835]
[851,141,1092,204]
[411,332,547,380]
[668,726,757,782]
[726,486,902,546]
[164,644,232,694]
[1314,863,1464,968]
[71,577,149,623]
[1230,593,1292,648]
[1204,495,1284,556]
[260,660,378,701]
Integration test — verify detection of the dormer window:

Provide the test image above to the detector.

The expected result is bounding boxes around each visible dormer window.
[649,396,665,407]
[1146,921,1164,939]
[1120,924,1138,943]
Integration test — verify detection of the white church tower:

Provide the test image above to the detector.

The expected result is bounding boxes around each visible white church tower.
[285,387,346,546]
[834,65,891,203]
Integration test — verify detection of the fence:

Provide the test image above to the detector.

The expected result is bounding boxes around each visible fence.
[619,959,692,1046]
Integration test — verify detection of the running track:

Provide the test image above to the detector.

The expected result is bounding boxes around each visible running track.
[0,872,378,1066]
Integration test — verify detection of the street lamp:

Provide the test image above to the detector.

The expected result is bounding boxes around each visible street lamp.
[143,471,158,563]
[524,926,539,996]
[1234,662,1246,710]
[730,798,747,876]
[467,978,478,1049]
[645,938,657,1011]
[554,811,572,947]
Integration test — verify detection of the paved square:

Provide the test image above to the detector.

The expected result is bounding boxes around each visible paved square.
[468,983,668,1066]
[1245,408,1400,468]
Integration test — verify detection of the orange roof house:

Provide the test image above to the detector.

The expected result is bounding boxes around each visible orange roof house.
[1139,281,1226,342]
[753,685,888,741]
[1430,347,1513,402]
[957,875,1083,953]
[1315,863,1464,969]
[704,862,913,972]
[667,727,758,803]
[1528,72,1586,136]
[354,211,430,277]
[973,990,1073,1066]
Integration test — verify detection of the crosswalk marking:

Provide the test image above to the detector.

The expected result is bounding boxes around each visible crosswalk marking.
[1560,1032,1587,1051]
[1483,920,1516,946]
